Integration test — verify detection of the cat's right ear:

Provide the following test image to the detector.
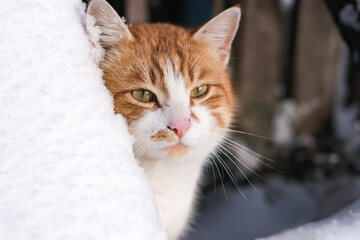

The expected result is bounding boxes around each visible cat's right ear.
[87,0,132,49]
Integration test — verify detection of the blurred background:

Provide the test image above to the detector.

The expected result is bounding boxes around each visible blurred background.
[85,0,360,239]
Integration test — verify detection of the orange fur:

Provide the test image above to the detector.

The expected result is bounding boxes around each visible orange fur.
[164,144,190,158]
[151,129,177,142]
[100,23,234,128]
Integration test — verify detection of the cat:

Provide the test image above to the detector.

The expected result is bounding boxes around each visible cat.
[87,0,240,239]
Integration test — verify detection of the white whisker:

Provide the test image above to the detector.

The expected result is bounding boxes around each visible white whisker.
[206,149,228,199]
[218,143,265,179]
[202,138,247,201]
[216,145,269,203]
[224,128,279,142]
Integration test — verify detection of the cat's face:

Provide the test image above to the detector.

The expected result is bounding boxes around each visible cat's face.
[88,0,240,161]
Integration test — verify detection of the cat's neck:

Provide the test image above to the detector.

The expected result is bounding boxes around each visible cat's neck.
[139,151,206,182]
[139,151,208,240]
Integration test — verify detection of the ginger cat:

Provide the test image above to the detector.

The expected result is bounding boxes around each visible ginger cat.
[87,0,240,239]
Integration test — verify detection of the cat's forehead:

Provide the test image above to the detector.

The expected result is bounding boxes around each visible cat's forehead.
[141,56,195,105]
[102,23,229,107]
[127,23,206,73]
[129,23,193,47]
[106,23,223,92]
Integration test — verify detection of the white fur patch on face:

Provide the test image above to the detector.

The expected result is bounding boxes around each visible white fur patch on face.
[163,59,190,123]
[181,105,222,151]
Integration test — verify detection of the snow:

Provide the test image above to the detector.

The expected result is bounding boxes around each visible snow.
[2,0,359,239]
[272,100,297,143]
[187,175,360,240]
[261,198,360,240]
[0,0,166,239]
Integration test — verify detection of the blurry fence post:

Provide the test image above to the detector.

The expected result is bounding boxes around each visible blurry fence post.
[292,0,341,135]
[126,0,148,24]
[230,0,282,138]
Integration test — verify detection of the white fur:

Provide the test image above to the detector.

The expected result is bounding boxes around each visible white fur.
[129,60,224,239]
[163,59,191,123]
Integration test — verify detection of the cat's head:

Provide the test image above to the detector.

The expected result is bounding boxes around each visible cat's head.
[87,0,240,161]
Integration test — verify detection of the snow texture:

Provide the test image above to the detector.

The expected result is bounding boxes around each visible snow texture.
[0,0,166,239]
[261,199,360,240]
[188,175,360,240]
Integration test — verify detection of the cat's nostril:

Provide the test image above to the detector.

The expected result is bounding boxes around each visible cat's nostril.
[168,119,191,139]
[167,125,178,133]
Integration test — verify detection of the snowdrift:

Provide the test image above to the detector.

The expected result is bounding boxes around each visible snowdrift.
[261,198,360,240]
[0,0,166,239]
[2,0,360,240]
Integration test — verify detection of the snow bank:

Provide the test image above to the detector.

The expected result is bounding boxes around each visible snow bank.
[0,0,166,239]
[261,199,360,240]
[187,175,360,240]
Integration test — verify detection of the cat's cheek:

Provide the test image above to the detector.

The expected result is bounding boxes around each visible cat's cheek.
[129,109,167,142]
[182,106,218,148]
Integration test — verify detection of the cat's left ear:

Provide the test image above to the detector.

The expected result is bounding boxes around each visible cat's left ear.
[87,0,132,49]
[193,6,241,67]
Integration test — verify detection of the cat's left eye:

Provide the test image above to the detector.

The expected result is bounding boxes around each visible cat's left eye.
[190,85,208,98]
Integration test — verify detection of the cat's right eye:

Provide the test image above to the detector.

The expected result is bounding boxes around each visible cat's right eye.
[131,89,156,103]
[190,85,209,98]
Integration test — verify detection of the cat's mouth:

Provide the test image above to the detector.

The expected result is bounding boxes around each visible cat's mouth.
[150,129,191,158]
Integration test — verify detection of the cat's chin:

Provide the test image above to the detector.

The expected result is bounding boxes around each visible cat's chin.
[162,143,190,158]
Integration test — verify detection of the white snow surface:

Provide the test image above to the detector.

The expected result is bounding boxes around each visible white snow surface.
[261,199,360,240]
[188,175,360,240]
[0,0,166,239]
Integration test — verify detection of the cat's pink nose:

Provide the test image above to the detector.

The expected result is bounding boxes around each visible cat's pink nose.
[168,119,191,139]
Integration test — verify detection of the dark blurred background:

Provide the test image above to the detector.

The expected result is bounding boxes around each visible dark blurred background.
[85,0,360,239]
